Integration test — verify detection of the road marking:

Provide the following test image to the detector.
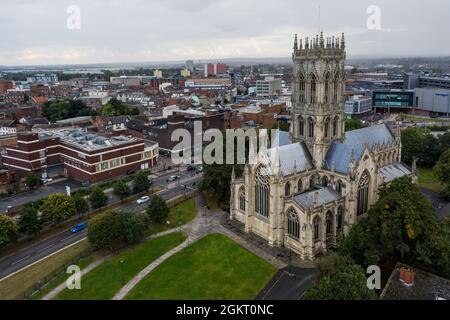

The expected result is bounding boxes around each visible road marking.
[37,243,55,253]
[10,255,31,266]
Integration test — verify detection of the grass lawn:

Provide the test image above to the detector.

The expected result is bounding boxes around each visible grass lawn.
[125,233,277,300]
[401,115,450,123]
[56,232,186,300]
[0,239,90,300]
[418,166,444,193]
[149,198,197,234]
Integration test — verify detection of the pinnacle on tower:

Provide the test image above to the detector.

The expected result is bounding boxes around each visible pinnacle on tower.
[341,33,345,49]
[320,32,324,48]
[294,34,298,50]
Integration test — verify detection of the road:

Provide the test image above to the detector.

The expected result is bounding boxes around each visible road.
[0,169,202,280]
[420,187,450,219]
[260,267,316,300]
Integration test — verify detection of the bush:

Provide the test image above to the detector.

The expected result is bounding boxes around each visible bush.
[0,215,19,247]
[146,196,169,223]
[89,186,108,209]
[18,206,42,236]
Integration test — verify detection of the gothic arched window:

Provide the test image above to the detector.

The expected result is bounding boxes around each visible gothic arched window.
[238,187,246,212]
[324,118,330,138]
[297,179,303,193]
[332,116,339,137]
[337,180,345,193]
[310,74,317,104]
[324,72,330,103]
[285,182,291,197]
[326,211,333,236]
[322,176,329,187]
[337,206,343,230]
[308,117,315,138]
[333,73,340,103]
[298,117,304,137]
[287,209,300,240]
[255,166,270,218]
[357,171,370,216]
[299,74,305,103]
[313,216,321,243]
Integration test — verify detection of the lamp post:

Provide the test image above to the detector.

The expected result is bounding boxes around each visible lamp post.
[120,259,125,286]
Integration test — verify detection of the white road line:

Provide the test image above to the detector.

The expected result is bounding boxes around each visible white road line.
[37,243,55,253]
[10,255,31,266]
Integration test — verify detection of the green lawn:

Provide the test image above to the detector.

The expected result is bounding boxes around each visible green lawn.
[149,198,197,234]
[125,233,277,300]
[418,166,444,193]
[55,232,186,300]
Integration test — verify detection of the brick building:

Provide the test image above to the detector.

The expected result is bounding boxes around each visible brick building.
[3,129,158,184]
[0,80,14,95]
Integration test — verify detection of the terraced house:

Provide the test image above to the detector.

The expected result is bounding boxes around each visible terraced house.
[230,33,416,260]
[3,128,158,184]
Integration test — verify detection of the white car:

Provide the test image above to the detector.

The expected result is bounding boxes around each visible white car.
[42,178,54,184]
[136,196,150,204]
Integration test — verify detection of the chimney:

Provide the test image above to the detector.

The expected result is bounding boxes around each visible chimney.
[399,267,415,287]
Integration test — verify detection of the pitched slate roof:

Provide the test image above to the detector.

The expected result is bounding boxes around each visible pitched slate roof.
[294,187,342,209]
[271,130,290,148]
[266,142,314,176]
[378,163,412,185]
[324,124,395,175]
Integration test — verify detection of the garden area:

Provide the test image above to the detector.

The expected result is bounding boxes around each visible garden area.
[125,233,276,300]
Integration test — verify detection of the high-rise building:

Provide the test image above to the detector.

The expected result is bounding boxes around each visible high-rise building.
[185,60,194,72]
[153,70,163,78]
[204,63,229,77]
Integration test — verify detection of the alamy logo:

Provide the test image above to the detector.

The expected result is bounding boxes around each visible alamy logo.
[66,265,81,290]
[366,265,381,290]
[366,5,382,30]
[66,5,81,30]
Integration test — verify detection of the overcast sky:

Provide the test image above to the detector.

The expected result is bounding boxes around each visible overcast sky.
[0,0,449,66]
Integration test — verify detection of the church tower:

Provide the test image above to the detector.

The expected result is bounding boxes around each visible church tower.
[291,32,346,170]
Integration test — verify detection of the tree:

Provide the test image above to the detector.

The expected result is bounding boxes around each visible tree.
[18,206,42,237]
[25,172,40,190]
[271,121,290,132]
[88,211,147,250]
[42,100,96,122]
[401,127,425,165]
[99,98,131,116]
[0,215,19,247]
[339,176,450,278]
[200,164,242,205]
[113,180,131,201]
[89,186,108,209]
[40,194,76,225]
[72,193,89,216]
[146,196,169,223]
[133,171,151,194]
[434,149,450,200]
[303,254,377,300]
[345,118,365,132]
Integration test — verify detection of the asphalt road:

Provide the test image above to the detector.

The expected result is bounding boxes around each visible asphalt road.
[0,170,202,280]
[420,187,450,219]
[261,267,317,300]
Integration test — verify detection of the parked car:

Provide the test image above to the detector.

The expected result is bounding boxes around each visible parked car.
[186,165,196,171]
[197,166,203,173]
[136,196,150,204]
[41,178,53,184]
[71,222,88,233]
[167,175,180,182]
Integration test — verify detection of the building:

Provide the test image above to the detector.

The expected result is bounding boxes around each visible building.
[256,77,282,97]
[404,73,450,90]
[110,76,141,86]
[381,263,450,300]
[181,69,191,78]
[230,33,413,260]
[414,88,450,117]
[344,95,372,117]
[26,74,58,84]
[204,63,228,77]
[184,78,232,90]
[0,120,17,135]
[372,90,414,114]
[0,80,14,95]
[153,70,163,79]
[3,129,158,184]
[186,60,195,72]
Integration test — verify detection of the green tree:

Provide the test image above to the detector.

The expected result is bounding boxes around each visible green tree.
[303,254,377,300]
[339,177,450,278]
[18,206,42,237]
[87,211,146,250]
[133,171,151,194]
[40,194,76,225]
[271,121,290,132]
[113,180,131,201]
[25,172,40,189]
[146,196,169,223]
[72,193,89,216]
[99,98,131,116]
[434,149,450,200]
[89,186,108,209]
[401,127,425,165]
[0,215,19,247]
[345,118,365,132]
[42,100,95,122]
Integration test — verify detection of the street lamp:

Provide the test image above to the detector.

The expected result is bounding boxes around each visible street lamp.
[120,259,125,285]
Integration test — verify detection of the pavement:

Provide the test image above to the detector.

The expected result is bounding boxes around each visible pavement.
[0,169,202,281]
[420,187,450,219]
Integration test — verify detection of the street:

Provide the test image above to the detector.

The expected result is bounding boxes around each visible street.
[0,169,202,280]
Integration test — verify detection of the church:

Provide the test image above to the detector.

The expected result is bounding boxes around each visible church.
[229,33,415,260]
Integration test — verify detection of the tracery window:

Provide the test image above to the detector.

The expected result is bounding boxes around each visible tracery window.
[324,118,330,138]
[313,216,321,243]
[299,117,304,136]
[326,211,333,236]
[357,171,370,216]
[337,207,343,230]
[324,73,330,103]
[297,179,303,193]
[308,117,315,138]
[238,187,246,212]
[255,166,270,218]
[310,74,317,104]
[285,182,291,197]
[332,116,339,137]
[299,74,305,103]
[287,209,300,240]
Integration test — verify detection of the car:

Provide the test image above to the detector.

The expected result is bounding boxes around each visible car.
[71,222,88,233]
[167,175,180,182]
[186,165,196,171]
[42,178,53,184]
[197,166,203,173]
[136,196,150,204]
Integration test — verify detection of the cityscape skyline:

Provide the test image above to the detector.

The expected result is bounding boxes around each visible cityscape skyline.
[1,0,450,66]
